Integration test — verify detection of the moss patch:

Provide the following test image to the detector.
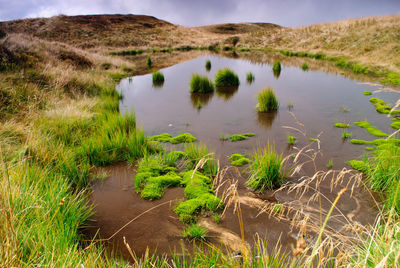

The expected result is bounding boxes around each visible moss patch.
[363,91,372,96]
[368,98,399,114]
[229,133,255,142]
[350,138,400,146]
[348,160,368,172]
[354,121,388,137]
[228,153,251,166]
[334,122,350,128]
[149,132,197,144]
[391,122,400,129]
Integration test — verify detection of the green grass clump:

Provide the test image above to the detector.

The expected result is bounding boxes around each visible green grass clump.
[149,133,197,144]
[243,132,255,137]
[214,68,240,87]
[146,56,152,69]
[230,134,247,142]
[219,135,229,141]
[348,160,368,172]
[182,225,208,241]
[301,63,308,70]
[257,87,279,112]
[327,159,333,169]
[228,153,251,166]
[184,143,218,177]
[246,72,255,83]
[354,120,388,137]
[272,60,281,72]
[334,122,350,128]
[342,129,352,139]
[248,143,286,192]
[190,74,214,93]
[391,122,400,129]
[363,91,372,96]
[205,60,211,71]
[152,71,165,86]
[287,135,297,145]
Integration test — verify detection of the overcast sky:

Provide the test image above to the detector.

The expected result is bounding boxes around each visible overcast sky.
[0,0,399,27]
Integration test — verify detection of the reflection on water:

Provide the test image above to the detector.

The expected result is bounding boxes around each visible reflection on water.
[190,92,214,108]
[256,111,278,129]
[216,86,239,100]
[119,55,398,169]
[273,68,281,79]
[152,80,164,88]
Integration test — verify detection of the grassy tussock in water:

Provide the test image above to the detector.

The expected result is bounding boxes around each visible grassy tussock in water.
[214,68,240,87]
[248,143,286,192]
[272,60,281,72]
[182,224,208,241]
[190,74,214,93]
[205,60,211,71]
[246,72,255,83]
[257,87,279,112]
[152,71,165,86]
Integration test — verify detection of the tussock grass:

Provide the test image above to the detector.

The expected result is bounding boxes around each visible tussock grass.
[183,225,208,241]
[152,71,164,87]
[214,68,239,87]
[246,72,255,83]
[257,87,279,112]
[205,60,211,71]
[248,143,286,192]
[190,74,214,93]
[272,60,281,72]
[301,63,308,70]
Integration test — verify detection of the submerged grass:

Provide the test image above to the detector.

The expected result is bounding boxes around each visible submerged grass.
[257,87,279,112]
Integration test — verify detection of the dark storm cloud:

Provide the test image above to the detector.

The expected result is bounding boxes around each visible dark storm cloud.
[0,0,399,26]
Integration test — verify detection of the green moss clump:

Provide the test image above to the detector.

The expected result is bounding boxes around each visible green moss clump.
[309,138,318,142]
[149,133,172,142]
[350,138,400,146]
[228,153,251,166]
[391,122,400,129]
[215,68,240,87]
[243,133,255,137]
[369,98,392,114]
[257,87,279,112]
[230,134,247,142]
[287,135,297,145]
[365,147,374,151]
[334,122,350,128]
[149,133,197,144]
[170,133,197,144]
[190,74,214,93]
[174,170,223,223]
[363,91,372,96]
[347,160,368,172]
[354,121,388,137]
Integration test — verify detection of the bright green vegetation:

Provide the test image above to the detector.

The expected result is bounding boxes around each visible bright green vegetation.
[182,225,208,241]
[219,135,229,141]
[354,120,388,137]
[146,56,152,69]
[230,134,247,142]
[272,60,281,72]
[350,138,400,146]
[248,144,286,192]
[257,87,279,112]
[365,147,374,151]
[309,138,318,142]
[190,74,214,93]
[348,160,368,172]
[134,154,182,200]
[393,117,400,121]
[228,153,251,166]
[342,129,352,139]
[184,143,218,177]
[363,91,372,96]
[287,135,297,145]
[229,133,255,142]
[301,63,308,70]
[213,214,221,223]
[369,97,400,114]
[152,71,165,86]
[214,68,240,87]
[391,122,400,129]
[205,60,211,71]
[149,132,197,144]
[327,159,333,169]
[380,72,400,86]
[334,122,350,128]
[246,72,255,83]
[174,170,222,224]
